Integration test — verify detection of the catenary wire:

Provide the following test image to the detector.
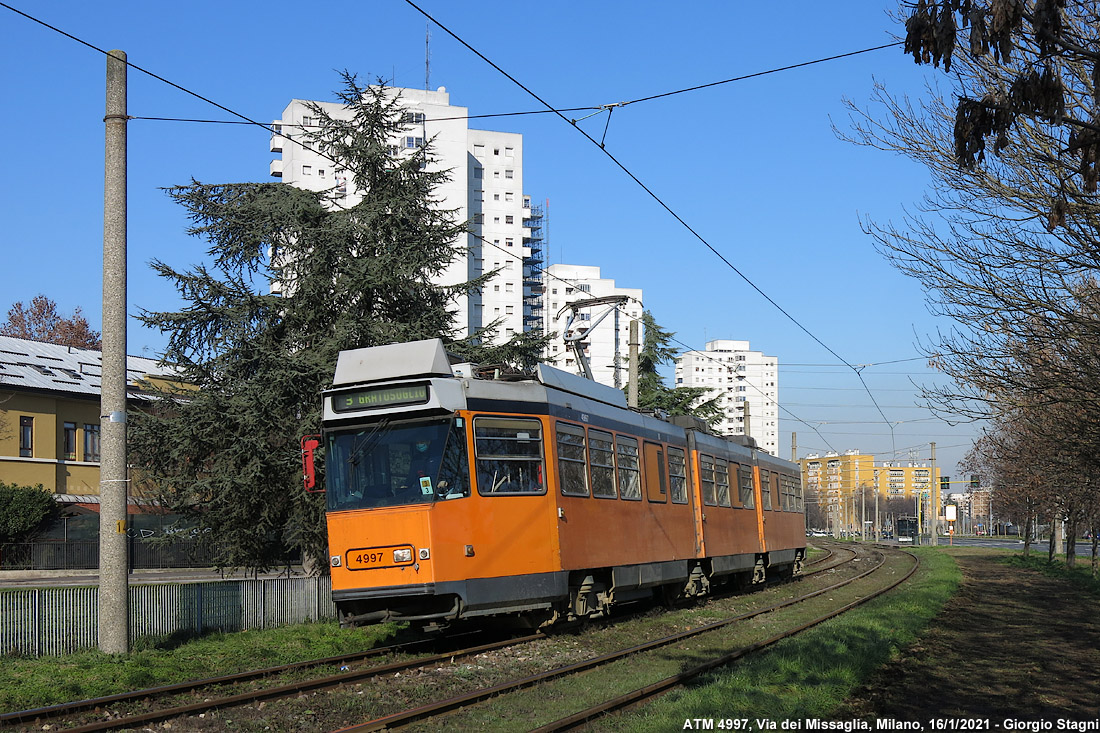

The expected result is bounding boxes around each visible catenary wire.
[616,42,903,107]
[401,0,901,457]
[3,1,935,457]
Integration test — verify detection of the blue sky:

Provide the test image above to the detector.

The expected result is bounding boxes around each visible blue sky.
[0,1,981,478]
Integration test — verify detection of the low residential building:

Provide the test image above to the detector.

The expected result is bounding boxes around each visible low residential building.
[0,335,176,497]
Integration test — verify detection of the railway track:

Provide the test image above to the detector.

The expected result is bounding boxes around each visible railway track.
[1,630,534,731]
[4,544,886,732]
[529,546,918,733]
[341,543,909,731]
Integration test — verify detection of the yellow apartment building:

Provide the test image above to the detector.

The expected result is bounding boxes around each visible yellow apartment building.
[800,450,941,532]
[0,334,176,498]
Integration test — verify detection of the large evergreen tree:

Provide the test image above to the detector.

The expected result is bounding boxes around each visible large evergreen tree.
[129,75,534,572]
[628,311,723,428]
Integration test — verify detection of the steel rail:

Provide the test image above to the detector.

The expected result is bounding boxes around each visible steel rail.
[28,633,543,733]
[802,544,856,574]
[534,548,920,732]
[804,544,836,566]
[0,635,448,725]
[336,547,887,732]
[14,548,855,731]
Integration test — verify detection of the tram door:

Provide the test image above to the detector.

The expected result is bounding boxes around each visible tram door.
[643,442,667,502]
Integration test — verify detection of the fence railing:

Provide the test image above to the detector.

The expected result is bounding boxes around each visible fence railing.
[0,540,258,571]
[1,575,336,657]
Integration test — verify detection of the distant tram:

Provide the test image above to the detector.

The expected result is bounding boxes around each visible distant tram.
[302,339,807,629]
[896,516,919,543]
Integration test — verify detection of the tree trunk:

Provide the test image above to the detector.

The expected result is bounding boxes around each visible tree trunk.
[1022,505,1033,557]
[1065,516,1078,569]
[1091,531,1098,578]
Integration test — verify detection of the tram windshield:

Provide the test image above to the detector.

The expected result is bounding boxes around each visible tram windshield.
[325,417,470,511]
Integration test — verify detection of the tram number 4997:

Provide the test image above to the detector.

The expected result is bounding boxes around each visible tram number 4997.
[346,545,413,570]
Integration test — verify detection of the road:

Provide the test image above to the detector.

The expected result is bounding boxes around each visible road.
[885,534,1100,556]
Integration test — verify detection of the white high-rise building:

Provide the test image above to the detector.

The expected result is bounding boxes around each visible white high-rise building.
[270,86,545,342]
[542,264,642,389]
[674,340,779,454]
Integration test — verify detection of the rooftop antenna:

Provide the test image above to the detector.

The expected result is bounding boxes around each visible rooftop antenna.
[425,22,431,90]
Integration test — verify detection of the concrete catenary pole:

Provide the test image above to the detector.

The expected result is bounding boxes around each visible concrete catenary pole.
[874,486,880,541]
[930,442,938,547]
[99,49,130,655]
[627,319,639,409]
[861,484,867,541]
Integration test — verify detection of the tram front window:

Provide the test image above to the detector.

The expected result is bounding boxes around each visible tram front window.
[326,418,470,510]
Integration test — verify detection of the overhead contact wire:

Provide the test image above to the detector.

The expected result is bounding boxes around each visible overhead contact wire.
[403,0,898,453]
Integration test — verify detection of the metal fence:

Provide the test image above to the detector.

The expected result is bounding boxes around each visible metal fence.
[0,575,336,657]
[0,540,228,571]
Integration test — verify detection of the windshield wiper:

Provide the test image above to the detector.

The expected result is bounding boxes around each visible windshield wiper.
[348,418,390,467]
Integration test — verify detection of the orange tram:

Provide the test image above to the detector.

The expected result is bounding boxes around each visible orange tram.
[303,339,807,630]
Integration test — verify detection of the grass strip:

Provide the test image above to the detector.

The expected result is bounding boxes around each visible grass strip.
[0,620,398,713]
[599,548,961,731]
[1003,552,1100,596]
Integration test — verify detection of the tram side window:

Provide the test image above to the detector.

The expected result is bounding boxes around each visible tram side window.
[557,423,589,497]
[616,435,642,501]
[700,454,717,506]
[589,429,617,498]
[795,476,805,511]
[729,463,742,506]
[715,458,732,507]
[780,474,793,511]
[474,417,545,495]
[760,469,773,510]
[739,465,755,509]
[667,447,688,504]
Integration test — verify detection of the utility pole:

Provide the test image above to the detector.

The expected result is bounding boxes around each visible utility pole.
[627,318,638,408]
[874,485,880,541]
[860,484,867,541]
[930,442,938,547]
[915,491,921,545]
[791,432,797,462]
[100,49,130,655]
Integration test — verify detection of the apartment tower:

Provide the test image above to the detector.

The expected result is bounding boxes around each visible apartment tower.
[270,86,545,342]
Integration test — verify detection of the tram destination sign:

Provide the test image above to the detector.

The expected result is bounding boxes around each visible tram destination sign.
[332,384,430,413]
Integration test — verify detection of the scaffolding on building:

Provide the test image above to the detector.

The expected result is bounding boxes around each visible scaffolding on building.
[522,198,547,334]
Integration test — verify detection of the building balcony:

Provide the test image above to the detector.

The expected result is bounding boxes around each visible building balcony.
[269,160,283,178]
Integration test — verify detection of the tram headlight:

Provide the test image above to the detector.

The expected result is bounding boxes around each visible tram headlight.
[393,548,413,563]
[330,556,342,567]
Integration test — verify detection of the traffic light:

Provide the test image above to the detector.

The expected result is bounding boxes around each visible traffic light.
[970,474,980,490]
[940,476,950,493]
